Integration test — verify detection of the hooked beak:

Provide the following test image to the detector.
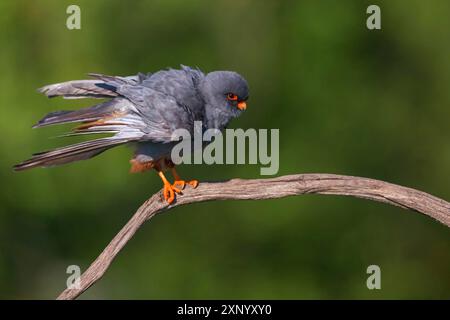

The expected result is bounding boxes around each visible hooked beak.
[237,101,247,110]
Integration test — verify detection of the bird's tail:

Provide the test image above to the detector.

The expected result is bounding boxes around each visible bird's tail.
[15,73,147,171]
[13,138,129,171]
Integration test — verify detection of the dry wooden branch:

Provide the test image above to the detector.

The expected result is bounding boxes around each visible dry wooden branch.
[56,173,450,300]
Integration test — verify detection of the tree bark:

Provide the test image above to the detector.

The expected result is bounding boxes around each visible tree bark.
[56,173,450,300]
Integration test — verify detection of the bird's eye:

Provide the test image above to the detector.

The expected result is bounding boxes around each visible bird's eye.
[226,93,238,101]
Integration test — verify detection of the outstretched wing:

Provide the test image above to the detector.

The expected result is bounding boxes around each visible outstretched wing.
[112,83,198,143]
[37,74,146,99]
[35,71,199,143]
[15,69,200,171]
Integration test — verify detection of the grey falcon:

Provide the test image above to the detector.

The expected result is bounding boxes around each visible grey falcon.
[14,65,249,204]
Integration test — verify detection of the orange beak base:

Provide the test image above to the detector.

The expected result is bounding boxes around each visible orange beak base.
[237,101,247,110]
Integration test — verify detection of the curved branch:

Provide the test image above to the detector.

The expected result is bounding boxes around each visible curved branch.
[56,173,450,300]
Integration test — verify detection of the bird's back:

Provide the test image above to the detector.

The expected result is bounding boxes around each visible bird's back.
[140,66,205,119]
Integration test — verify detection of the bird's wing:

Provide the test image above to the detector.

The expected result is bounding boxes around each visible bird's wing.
[17,70,202,170]
[16,95,146,171]
[36,70,200,143]
[15,86,192,170]
[37,74,145,99]
[113,83,198,143]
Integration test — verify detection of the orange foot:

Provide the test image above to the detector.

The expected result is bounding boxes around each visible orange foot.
[172,179,199,190]
[162,181,183,204]
[158,168,199,204]
[171,167,199,191]
[157,170,183,204]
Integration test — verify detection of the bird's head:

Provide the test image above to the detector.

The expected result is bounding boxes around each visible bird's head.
[200,71,249,129]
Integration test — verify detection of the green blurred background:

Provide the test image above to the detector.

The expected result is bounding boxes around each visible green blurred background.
[0,0,449,299]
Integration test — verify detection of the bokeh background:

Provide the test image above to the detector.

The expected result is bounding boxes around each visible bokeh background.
[0,0,449,299]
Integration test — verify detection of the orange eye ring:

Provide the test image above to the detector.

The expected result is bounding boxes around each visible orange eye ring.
[226,93,238,101]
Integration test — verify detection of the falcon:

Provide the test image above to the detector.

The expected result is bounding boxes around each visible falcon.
[14,65,249,204]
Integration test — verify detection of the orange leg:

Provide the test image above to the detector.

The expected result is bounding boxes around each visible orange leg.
[157,170,182,204]
[171,167,199,190]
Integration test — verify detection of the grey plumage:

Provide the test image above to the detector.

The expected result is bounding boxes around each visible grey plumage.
[14,65,249,171]
[37,75,141,99]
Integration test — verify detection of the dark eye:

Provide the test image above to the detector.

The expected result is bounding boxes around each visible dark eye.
[226,93,238,101]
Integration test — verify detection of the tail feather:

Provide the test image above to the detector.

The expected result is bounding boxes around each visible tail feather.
[13,138,129,171]
[33,99,127,128]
